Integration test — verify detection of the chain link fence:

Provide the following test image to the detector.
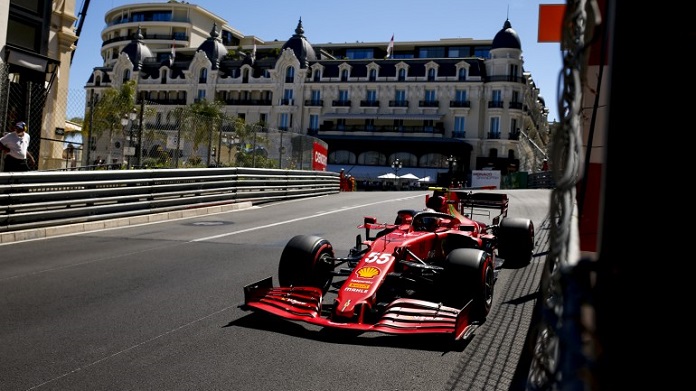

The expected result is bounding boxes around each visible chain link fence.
[0,71,325,172]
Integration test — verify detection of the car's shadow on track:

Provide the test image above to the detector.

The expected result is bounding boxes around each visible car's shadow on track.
[225,311,473,354]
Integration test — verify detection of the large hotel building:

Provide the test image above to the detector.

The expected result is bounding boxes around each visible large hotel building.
[85,1,550,184]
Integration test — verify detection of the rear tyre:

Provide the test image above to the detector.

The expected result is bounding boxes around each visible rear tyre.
[497,217,534,266]
[278,235,335,294]
[443,248,494,321]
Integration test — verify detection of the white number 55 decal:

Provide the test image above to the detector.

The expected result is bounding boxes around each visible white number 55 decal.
[364,252,393,264]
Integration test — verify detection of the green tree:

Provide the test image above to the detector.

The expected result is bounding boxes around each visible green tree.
[84,80,138,165]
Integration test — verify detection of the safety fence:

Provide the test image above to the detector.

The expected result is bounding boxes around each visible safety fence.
[0,167,340,234]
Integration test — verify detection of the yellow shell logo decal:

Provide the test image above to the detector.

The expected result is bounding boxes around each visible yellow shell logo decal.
[356,266,380,278]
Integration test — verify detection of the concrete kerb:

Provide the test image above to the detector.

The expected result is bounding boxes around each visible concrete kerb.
[0,201,254,244]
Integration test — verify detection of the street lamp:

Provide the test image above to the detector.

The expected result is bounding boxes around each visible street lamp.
[121,109,137,169]
[446,155,457,187]
[391,158,402,190]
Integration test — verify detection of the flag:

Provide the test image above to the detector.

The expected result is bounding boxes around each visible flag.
[386,34,394,58]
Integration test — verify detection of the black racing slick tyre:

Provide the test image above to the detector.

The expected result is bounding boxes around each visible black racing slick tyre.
[497,217,534,266]
[278,235,335,294]
[443,248,494,322]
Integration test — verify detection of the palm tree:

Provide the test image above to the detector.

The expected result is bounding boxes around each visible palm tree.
[84,80,138,166]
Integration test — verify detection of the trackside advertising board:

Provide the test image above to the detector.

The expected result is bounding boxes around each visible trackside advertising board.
[313,142,328,171]
[471,170,501,189]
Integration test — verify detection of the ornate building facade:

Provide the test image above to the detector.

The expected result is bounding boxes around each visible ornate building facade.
[85,1,550,182]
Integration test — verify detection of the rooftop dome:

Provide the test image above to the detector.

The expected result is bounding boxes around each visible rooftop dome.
[491,19,521,50]
[280,18,317,68]
[120,26,153,70]
[197,23,228,69]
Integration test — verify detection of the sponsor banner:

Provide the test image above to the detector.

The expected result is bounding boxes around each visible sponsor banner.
[312,142,328,171]
[471,170,501,189]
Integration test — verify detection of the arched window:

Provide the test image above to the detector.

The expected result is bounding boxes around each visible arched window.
[285,66,295,82]
[199,68,207,83]
[313,69,321,81]
[341,69,349,81]
[123,70,130,82]
[369,69,377,81]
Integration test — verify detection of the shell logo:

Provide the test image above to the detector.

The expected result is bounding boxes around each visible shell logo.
[356,266,380,278]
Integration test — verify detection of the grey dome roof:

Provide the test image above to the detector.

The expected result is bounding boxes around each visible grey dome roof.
[121,26,153,70]
[197,23,228,69]
[280,18,317,68]
[492,19,521,50]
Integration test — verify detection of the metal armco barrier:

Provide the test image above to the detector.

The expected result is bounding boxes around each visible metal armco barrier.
[0,168,340,232]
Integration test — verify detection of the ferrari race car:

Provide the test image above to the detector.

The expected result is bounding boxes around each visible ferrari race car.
[242,188,534,343]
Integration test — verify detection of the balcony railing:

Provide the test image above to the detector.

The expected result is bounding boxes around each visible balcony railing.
[360,100,380,107]
[280,98,294,105]
[418,100,439,107]
[509,131,521,140]
[332,100,352,107]
[223,99,272,106]
[487,132,501,139]
[488,101,504,108]
[449,100,471,108]
[304,99,324,106]
[389,100,409,107]
[485,75,526,83]
[508,101,524,110]
[318,125,444,135]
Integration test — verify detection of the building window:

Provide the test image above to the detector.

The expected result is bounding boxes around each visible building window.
[427,68,436,81]
[489,117,501,138]
[346,48,374,59]
[285,66,295,83]
[366,89,377,102]
[458,68,467,81]
[279,113,289,130]
[369,69,377,81]
[313,69,321,81]
[448,46,471,58]
[455,89,467,102]
[398,68,406,81]
[425,89,436,102]
[395,89,406,104]
[454,116,466,138]
[341,69,349,81]
[338,89,349,102]
[309,114,319,131]
[283,88,293,105]
[418,47,445,58]
[365,119,375,131]
[197,89,206,101]
[311,89,321,101]
[492,89,502,103]
[337,119,346,130]
[123,69,130,82]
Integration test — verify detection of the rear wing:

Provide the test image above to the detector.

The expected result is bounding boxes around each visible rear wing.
[428,187,508,223]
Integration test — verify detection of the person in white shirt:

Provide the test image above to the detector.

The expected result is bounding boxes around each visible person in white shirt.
[0,121,35,172]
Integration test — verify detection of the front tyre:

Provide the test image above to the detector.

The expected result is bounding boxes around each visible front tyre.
[444,248,494,322]
[278,235,335,294]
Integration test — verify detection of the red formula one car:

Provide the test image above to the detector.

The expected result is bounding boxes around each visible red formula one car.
[242,187,534,343]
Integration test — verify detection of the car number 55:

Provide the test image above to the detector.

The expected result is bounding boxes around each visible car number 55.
[364,252,393,264]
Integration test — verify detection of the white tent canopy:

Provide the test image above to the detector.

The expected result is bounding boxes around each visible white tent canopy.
[377,173,398,179]
[399,173,419,180]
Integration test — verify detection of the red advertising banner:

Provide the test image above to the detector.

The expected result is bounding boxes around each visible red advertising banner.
[312,142,328,171]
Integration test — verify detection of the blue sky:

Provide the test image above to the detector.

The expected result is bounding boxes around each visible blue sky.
[69,0,563,122]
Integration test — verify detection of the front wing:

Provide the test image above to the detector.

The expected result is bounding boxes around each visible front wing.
[242,277,480,341]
